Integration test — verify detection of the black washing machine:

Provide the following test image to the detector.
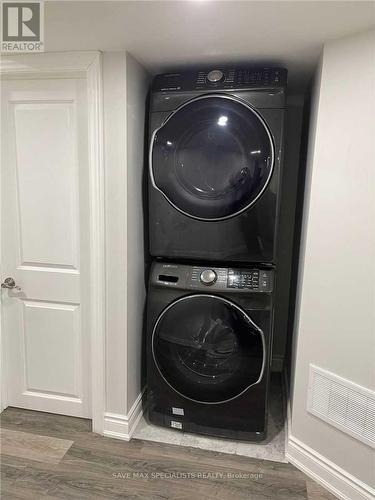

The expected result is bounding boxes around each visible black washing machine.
[147,261,274,440]
[148,67,287,264]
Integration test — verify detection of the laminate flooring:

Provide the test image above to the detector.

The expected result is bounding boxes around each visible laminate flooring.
[0,407,337,500]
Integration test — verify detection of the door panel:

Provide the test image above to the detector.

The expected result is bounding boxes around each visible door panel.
[23,301,80,397]
[1,78,90,417]
[13,101,79,269]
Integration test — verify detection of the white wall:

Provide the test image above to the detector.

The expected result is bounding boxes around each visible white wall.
[103,52,149,421]
[103,52,128,416]
[289,29,375,494]
[125,55,149,408]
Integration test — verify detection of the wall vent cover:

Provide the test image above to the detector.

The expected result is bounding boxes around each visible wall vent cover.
[307,364,375,449]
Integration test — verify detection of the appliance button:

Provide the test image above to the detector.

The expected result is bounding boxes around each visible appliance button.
[207,70,224,83]
[200,269,217,285]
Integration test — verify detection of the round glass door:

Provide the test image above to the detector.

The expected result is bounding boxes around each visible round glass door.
[152,295,264,404]
[150,95,274,220]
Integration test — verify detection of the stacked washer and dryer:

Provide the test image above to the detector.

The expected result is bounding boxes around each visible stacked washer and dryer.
[146,67,287,441]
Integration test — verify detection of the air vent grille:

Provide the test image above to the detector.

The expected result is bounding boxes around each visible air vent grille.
[307,365,375,449]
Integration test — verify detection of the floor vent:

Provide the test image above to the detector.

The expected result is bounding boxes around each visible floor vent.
[307,364,375,449]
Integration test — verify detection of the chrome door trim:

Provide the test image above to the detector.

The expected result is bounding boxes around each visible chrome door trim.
[149,93,275,222]
[151,293,266,405]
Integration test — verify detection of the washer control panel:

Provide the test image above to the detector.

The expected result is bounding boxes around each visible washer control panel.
[191,265,273,292]
[191,267,272,292]
[152,263,273,293]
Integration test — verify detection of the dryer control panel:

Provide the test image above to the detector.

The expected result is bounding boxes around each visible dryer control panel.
[152,263,273,293]
[153,67,287,92]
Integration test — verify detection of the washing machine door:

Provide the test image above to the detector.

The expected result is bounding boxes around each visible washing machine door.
[150,94,274,221]
[152,295,265,404]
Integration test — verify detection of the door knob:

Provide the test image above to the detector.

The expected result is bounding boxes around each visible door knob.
[1,277,21,291]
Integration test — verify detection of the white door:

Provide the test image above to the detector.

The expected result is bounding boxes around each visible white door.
[1,76,91,418]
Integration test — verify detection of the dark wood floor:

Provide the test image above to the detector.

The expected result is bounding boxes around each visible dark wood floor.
[1,407,336,500]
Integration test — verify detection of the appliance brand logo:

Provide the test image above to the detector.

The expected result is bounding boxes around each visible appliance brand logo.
[1,1,44,52]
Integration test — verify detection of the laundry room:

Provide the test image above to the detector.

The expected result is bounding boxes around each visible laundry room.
[1,2,374,500]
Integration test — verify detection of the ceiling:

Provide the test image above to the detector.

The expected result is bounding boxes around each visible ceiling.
[45,1,375,91]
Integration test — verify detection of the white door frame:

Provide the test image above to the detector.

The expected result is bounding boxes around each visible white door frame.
[0,51,106,434]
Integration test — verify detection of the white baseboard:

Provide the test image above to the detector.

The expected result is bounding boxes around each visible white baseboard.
[283,370,292,454]
[283,372,375,500]
[286,436,375,500]
[103,388,145,441]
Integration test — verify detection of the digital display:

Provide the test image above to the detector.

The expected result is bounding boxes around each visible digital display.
[227,270,260,289]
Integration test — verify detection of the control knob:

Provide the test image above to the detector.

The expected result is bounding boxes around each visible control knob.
[200,269,217,285]
[206,70,224,83]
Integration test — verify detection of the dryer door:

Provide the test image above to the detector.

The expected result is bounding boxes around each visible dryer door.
[152,294,265,404]
[150,94,274,221]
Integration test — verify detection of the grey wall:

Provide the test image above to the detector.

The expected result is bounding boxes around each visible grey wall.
[103,51,149,417]
[290,29,375,487]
